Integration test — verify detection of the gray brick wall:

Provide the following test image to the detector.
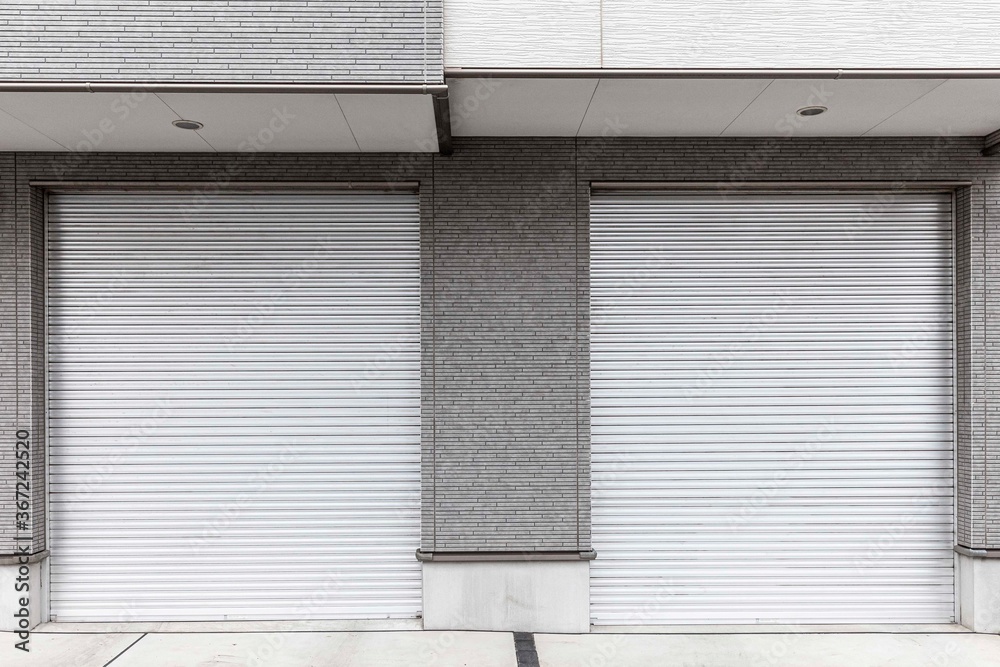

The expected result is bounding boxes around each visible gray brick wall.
[0,1,443,83]
[425,140,585,551]
[956,186,974,544]
[1,137,1000,558]
[0,153,15,552]
[986,177,1000,546]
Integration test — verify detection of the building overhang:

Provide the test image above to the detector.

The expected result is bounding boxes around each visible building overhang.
[446,69,1000,152]
[0,82,447,153]
[2,70,1000,154]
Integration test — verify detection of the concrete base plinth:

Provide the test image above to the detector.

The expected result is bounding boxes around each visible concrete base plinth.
[422,560,589,633]
[0,556,48,632]
[958,552,1000,633]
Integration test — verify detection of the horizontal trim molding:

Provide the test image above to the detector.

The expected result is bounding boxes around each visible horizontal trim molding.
[0,550,49,566]
[955,546,1000,559]
[0,81,449,95]
[30,181,420,191]
[416,550,597,562]
[591,181,973,192]
[447,68,1000,80]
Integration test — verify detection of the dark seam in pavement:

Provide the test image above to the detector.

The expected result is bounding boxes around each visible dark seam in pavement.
[514,632,540,667]
[103,633,147,667]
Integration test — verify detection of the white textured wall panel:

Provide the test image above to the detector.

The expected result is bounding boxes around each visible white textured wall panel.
[444,0,600,67]
[603,0,1000,68]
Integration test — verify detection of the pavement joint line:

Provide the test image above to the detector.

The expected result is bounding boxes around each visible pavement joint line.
[102,632,147,667]
[514,632,540,667]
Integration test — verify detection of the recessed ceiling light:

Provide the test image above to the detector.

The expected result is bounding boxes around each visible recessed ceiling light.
[172,119,204,130]
[796,106,827,117]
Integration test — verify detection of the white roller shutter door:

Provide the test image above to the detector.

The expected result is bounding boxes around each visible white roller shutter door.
[48,191,421,621]
[591,192,954,625]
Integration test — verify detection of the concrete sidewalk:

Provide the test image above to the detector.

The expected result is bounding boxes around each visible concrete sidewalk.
[0,630,517,667]
[536,632,1000,667]
[3,628,1000,666]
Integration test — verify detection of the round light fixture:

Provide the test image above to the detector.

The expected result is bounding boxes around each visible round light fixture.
[172,119,204,130]
[796,106,827,117]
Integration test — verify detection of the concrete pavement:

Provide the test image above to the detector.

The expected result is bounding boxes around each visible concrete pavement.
[0,630,517,667]
[536,632,1000,667]
[3,628,1000,666]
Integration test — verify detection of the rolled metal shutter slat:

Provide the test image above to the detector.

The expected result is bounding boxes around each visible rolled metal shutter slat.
[590,192,955,625]
[48,191,421,622]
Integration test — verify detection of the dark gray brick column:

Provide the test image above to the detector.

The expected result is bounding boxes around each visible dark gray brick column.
[423,139,589,552]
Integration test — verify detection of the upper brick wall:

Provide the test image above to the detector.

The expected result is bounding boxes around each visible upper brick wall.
[0,1,443,82]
